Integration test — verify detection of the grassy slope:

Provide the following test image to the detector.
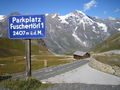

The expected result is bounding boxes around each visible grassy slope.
[31,40,51,55]
[91,32,120,53]
[0,39,51,58]
[0,55,71,75]
[0,39,73,75]
[93,54,120,67]
[0,39,25,57]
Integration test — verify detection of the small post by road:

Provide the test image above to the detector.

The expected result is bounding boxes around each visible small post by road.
[44,60,48,67]
[25,39,31,77]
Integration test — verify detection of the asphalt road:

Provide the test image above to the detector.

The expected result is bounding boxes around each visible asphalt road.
[12,60,89,80]
[8,59,120,90]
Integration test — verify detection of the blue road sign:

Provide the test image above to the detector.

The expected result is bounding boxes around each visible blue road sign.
[8,15,45,39]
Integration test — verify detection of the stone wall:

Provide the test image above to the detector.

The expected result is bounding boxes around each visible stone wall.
[89,58,120,77]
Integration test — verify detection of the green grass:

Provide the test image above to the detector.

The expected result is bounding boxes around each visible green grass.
[91,32,120,53]
[0,39,74,75]
[34,55,67,60]
[0,39,25,57]
[0,39,51,58]
[33,55,72,67]
[94,54,120,67]
[31,40,51,55]
[0,55,71,75]
[0,78,53,90]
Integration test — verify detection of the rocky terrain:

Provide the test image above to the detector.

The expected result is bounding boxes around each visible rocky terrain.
[0,11,120,54]
[89,56,120,77]
[45,10,120,54]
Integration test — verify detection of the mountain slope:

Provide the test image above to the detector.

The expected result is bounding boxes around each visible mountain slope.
[44,10,120,54]
[0,39,25,57]
[0,39,51,58]
[90,32,120,53]
[0,10,120,54]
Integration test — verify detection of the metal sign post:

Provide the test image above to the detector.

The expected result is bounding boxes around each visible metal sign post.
[25,39,31,77]
[8,15,46,77]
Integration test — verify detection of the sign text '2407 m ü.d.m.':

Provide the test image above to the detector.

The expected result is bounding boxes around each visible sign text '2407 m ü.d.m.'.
[9,15,45,39]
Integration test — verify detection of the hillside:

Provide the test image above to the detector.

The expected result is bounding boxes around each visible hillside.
[44,10,120,54]
[90,32,120,53]
[1,11,120,54]
[0,38,51,58]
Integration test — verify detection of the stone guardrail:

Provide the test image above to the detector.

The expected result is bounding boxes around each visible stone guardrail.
[89,58,120,77]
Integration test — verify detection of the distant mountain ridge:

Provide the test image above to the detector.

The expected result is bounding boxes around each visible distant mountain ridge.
[44,10,120,54]
[0,10,120,54]
[91,32,120,53]
[0,15,5,21]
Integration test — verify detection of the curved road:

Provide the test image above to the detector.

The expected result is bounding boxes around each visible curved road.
[11,59,120,90]
[12,60,89,80]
